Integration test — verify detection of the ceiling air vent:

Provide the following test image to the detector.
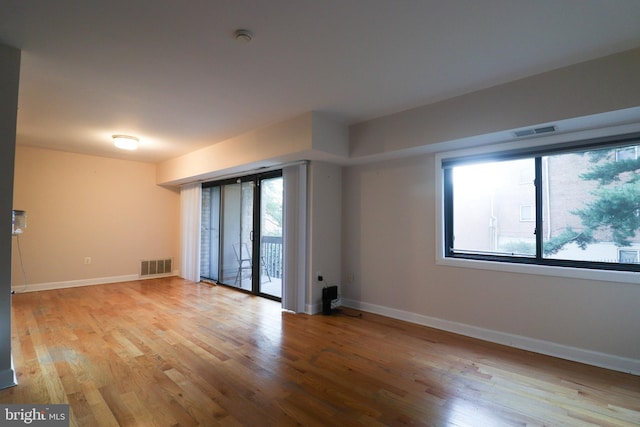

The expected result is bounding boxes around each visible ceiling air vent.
[514,125,557,138]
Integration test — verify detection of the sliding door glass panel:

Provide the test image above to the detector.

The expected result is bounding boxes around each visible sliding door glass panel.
[259,176,283,298]
[221,183,242,287]
[220,182,255,290]
[200,186,220,281]
[210,187,221,281]
[239,181,255,291]
[200,188,211,279]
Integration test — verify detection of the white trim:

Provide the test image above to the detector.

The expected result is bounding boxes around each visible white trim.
[436,257,640,284]
[11,272,179,294]
[342,298,640,376]
[306,302,321,315]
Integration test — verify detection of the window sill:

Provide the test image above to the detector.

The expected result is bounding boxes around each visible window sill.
[436,256,639,285]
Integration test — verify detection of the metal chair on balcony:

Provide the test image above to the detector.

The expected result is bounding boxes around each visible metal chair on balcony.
[233,242,272,285]
[233,243,252,285]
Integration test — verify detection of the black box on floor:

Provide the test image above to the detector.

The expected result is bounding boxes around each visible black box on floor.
[322,286,338,315]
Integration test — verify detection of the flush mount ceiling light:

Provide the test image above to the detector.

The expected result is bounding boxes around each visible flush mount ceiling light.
[234,29,253,43]
[112,134,139,150]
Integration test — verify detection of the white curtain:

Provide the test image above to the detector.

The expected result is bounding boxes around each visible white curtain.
[282,163,308,313]
[180,182,201,282]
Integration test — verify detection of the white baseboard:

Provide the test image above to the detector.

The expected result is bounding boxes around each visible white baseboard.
[306,302,321,315]
[341,298,640,376]
[11,271,179,293]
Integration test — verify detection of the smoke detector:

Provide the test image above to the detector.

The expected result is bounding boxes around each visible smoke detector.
[234,29,253,43]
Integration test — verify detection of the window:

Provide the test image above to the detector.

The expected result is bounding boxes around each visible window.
[442,133,640,272]
[619,249,639,264]
[615,146,637,161]
[520,205,534,222]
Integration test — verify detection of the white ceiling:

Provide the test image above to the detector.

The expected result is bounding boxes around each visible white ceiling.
[2,0,640,163]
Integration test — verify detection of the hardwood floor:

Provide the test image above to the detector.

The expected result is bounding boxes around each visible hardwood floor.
[1,277,639,426]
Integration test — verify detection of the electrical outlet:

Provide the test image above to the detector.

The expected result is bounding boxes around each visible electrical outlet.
[347,273,354,283]
[84,257,92,265]
[317,271,323,282]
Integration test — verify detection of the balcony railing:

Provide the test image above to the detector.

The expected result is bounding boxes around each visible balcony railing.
[261,236,283,279]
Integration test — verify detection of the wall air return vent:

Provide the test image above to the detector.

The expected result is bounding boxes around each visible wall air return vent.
[514,125,557,138]
[140,258,173,277]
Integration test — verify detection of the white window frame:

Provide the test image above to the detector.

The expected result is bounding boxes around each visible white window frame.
[519,205,534,222]
[615,146,637,161]
[618,249,639,264]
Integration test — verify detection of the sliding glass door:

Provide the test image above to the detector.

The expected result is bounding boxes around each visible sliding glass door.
[201,171,283,300]
[258,176,283,297]
[220,181,254,291]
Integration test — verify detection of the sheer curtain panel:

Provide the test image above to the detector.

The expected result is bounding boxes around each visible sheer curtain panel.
[282,163,308,313]
[180,182,201,282]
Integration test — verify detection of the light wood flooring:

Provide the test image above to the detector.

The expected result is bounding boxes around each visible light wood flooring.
[1,277,639,426]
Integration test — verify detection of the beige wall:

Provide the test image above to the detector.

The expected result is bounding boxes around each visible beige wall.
[341,149,640,369]
[157,112,314,186]
[156,111,349,186]
[12,146,180,288]
[341,47,640,373]
[350,47,640,160]
[308,161,342,312]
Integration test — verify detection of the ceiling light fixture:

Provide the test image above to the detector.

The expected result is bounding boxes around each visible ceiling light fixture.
[234,29,253,43]
[112,134,139,150]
